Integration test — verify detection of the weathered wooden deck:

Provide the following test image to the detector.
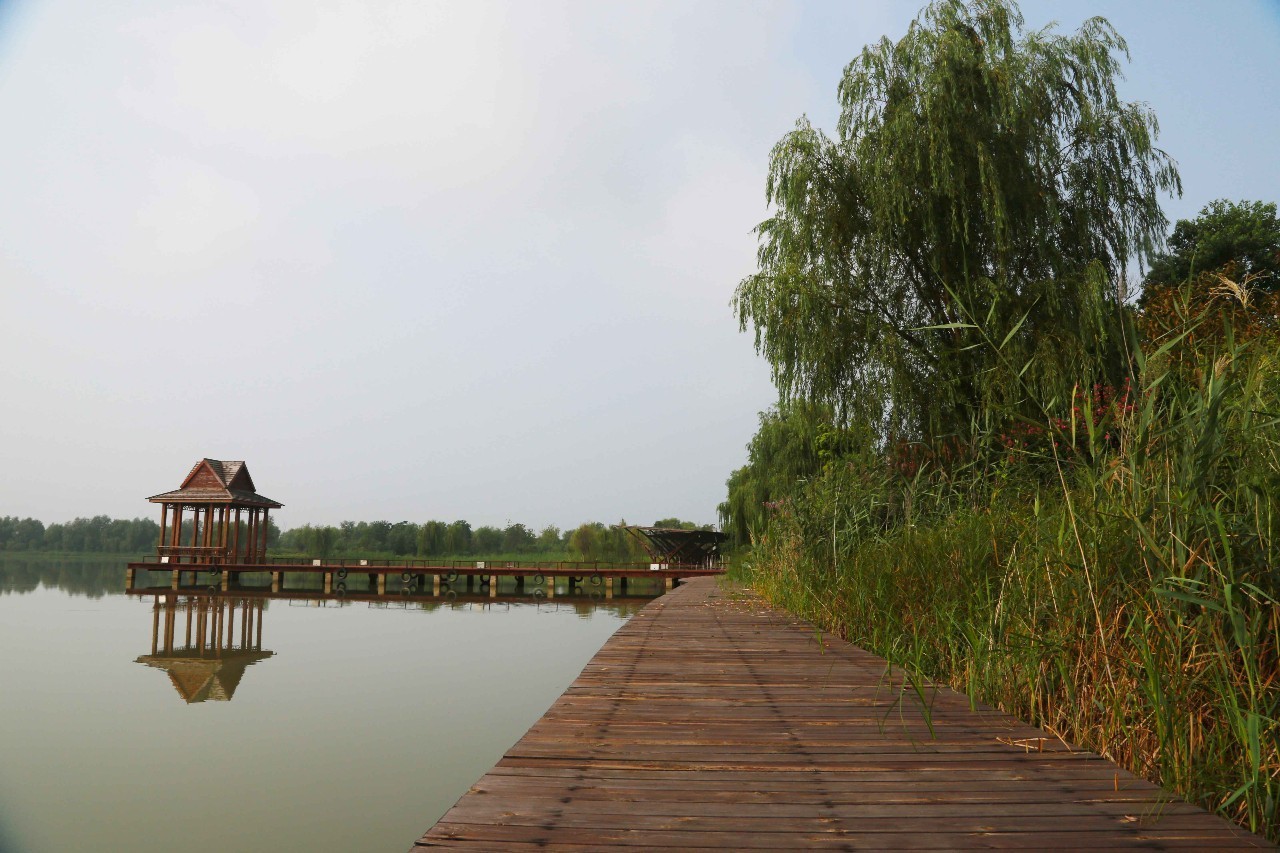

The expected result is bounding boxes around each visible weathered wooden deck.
[416,577,1268,850]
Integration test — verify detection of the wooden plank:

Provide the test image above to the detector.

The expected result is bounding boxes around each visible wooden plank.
[414,578,1269,850]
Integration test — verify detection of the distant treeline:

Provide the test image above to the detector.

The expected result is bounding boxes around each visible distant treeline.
[0,515,161,553]
[0,514,709,561]
[276,518,710,561]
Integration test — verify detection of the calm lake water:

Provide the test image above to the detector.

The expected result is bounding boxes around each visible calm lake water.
[0,557,653,852]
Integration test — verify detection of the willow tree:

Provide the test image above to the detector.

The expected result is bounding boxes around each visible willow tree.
[735,0,1180,442]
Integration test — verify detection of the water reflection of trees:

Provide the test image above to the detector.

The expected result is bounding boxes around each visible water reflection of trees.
[0,555,122,597]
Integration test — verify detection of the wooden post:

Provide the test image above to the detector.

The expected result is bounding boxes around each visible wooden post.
[377,574,386,595]
[271,571,280,593]
[221,570,229,591]
[185,599,194,648]
[260,508,270,559]
[232,508,241,564]
[218,506,228,558]
[665,577,674,591]
[546,577,555,599]
[606,577,614,599]
[324,572,332,594]
[489,575,498,598]
[151,598,160,655]
[246,509,256,563]
[196,600,206,653]
[172,505,183,553]
[158,504,168,552]
[171,568,180,590]
[125,567,134,588]
[433,575,441,596]
[214,601,224,657]
[163,599,175,653]
[255,601,263,649]
[226,600,235,648]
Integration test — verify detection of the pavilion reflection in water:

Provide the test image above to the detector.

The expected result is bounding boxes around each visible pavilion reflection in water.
[136,593,272,703]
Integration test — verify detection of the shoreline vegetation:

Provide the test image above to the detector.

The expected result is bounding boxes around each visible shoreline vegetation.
[721,0,1278,841]
[0,517,711,564]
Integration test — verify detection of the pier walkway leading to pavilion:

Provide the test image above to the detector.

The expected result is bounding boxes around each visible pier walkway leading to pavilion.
[415,577,1267,850]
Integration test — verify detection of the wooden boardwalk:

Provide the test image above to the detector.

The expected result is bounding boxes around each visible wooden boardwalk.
[416,577,1269,850]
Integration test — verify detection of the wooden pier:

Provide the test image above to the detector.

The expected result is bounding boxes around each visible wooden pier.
[126,558,718,599]
[416,577,1268,850]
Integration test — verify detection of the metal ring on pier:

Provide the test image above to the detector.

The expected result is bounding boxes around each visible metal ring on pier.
[401,586,411,596]
[532,588,546,598]
[401,571,412,582]
[445,590,457,601]
[335,582,347,596]
[533,573,545,585]
[337,569,348,580]
[445,571,458,582]
[590,590,604,600]
[207,585,218,594]
[590,574,602,586]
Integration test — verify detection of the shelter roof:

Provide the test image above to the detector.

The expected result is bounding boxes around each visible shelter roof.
[622,526,726,565]
[147,458,283,508]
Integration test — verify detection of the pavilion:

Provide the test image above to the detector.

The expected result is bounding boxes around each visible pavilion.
[148,459,282,565]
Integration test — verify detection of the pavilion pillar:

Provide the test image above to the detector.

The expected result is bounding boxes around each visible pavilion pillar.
[151,598,160,655]
[196,600,206,653]
[171,505,183,556]
[163,599,175,653]
[217,506,228,561]
[247,507,257,560]
[232,508,242,564]
[255,601,263,649]
[260,509,271,560]
[158,504,168,552]
[189,505,200,555]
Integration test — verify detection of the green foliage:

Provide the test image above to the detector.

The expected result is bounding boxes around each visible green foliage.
[719,403,864,548]
[735,305,1280,841]
[273,516,679,561]
[722,0,1276,839]
[566,522,647,562]
[735,0,1178,439]
[1143,199,1280,295]
[0,515,159,553]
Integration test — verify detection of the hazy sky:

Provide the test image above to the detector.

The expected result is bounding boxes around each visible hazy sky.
[2,1,1278,530]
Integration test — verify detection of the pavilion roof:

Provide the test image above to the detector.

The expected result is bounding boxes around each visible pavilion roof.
[147,458,283,508]
[135,649,274,703]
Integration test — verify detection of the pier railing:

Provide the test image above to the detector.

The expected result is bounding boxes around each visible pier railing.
[131,555,725,573]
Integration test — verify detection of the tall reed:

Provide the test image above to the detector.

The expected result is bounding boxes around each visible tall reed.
[737,304,1280,840]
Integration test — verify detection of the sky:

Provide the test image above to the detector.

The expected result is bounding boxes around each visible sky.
[1,0,1278,531]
